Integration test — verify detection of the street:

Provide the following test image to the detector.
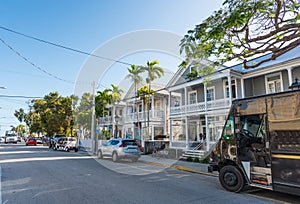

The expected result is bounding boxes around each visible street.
[0,144,299,204]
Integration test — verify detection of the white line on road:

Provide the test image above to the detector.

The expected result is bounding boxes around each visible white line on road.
[0,156,93,164]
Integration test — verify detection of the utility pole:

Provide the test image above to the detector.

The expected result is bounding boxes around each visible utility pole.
[91,81,96,154]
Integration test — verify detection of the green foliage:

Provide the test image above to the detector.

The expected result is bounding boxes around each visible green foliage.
[186,157,193,162]
[137,85,154,102]
[193,157,200,163]
[15,92,73,136]
[126,65,143,86]
[141,60,165,84]
[200,156,210,164]
[95,89,111,118]
[180,0,300,69]
[185,68,198,81]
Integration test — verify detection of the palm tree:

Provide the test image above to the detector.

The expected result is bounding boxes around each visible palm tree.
[126,65,143,139]
[95,88,112,118]
[140,60,164,140]
[95,89,112,139]
[109,84,123,138]
[110,84,123,104]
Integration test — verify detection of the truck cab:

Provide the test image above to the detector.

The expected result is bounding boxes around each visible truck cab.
[210,89,300,196]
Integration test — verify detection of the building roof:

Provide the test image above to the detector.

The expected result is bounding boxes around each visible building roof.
[230,45,300,73]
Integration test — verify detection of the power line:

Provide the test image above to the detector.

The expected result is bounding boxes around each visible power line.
[0,26,133,66]
[0,37,74,84]
[0,94,42,99]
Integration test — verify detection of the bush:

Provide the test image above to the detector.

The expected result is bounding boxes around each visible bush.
[200,156,210,164]
[194,157,200,163]
[186,157,193,162]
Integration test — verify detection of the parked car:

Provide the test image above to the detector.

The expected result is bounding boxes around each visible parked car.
[97,138,141,162]
[53,137,78,152]
[17,136,22,142]
[49,134,66,148]
[4,133,18,144]
[0,137,5,143]
[36,138,43,144]
[26,138,37,146]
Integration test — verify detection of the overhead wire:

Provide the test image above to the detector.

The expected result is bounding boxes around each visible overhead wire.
[0,26,133,66]
[0,26,237,100]
[0,37,74,84]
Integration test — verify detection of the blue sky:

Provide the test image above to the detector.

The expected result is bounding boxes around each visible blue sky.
[0,0,223,135]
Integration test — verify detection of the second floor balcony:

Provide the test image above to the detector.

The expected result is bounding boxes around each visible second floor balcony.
[98,109,165,126]
[170,98,231,116]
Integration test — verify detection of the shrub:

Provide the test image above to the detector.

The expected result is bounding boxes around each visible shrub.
[186,157,193,162]
[194,157,200,163]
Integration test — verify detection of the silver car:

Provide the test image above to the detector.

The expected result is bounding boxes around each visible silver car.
[97,138,141,162]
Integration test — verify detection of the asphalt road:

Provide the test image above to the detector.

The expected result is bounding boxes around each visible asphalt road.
[0,143,299,204]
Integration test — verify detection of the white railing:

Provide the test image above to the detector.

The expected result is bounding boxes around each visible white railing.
[170,98,230,115]
[98,109,165,125]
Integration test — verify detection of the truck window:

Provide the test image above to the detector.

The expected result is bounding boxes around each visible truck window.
[223,115,234,140]
[239,115,262,138]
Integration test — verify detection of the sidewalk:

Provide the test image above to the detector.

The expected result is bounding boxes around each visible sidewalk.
[81,149,218,176]
[139,155,218,177]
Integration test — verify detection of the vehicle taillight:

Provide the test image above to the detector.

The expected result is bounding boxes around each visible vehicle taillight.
[119,144,126,147]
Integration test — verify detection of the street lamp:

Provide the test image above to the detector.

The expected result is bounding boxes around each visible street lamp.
[114,114,119,138]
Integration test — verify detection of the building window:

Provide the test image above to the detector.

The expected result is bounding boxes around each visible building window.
[265,73,282,94]
[174,99,181,107]
[206,87,215,101]
[188,91,197,104]
[224,79,236,98]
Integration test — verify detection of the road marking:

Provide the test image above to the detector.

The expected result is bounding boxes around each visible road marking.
[0,151,35,155]
[0,156,93,164]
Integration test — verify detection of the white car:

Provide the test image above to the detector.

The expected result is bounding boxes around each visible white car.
[53,137,78,152]
[0,137,5,143]
[97,138,141,162]
[4,134,18,144]
[36,138,43,144]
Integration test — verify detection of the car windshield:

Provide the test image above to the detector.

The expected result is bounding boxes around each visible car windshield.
[123,140,137,146]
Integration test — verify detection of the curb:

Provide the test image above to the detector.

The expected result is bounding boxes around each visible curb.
[142,160,218,177]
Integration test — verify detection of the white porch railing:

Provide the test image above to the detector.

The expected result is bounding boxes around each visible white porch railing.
[170,98,230,115]
[98,110,165,125]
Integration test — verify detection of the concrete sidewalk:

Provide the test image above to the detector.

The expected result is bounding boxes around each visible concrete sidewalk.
[81,150,218,176]
[139,155,218,177]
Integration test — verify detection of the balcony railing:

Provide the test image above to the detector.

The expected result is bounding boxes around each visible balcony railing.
[98,109,165,125]
[170,98,230,115]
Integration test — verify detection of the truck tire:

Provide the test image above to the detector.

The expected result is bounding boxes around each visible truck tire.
[219,165,245,193]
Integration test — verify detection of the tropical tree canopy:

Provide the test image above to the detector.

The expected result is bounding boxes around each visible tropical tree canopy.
[141,60,165,84]
[180,0,300,70]
[14,92,73,136]
[95,89,111,117]
[110,84,123,103]
[126,65,143,87]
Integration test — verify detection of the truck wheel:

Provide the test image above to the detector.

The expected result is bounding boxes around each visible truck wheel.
[74,148,78,152]
[219,165,245,192]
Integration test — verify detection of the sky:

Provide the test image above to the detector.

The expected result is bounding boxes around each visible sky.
[0,0,224,135]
